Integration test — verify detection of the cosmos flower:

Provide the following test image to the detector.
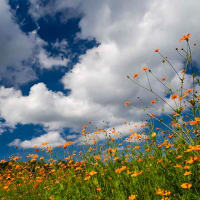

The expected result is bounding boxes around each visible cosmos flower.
[181,183,192,189]
[133,73,139,78]
[179,33,191,42]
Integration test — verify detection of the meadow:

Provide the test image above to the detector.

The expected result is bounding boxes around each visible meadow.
[0,34,199,200]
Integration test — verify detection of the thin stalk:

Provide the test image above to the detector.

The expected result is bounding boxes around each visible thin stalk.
[149,69,174,94]
[128,76,177,112]
[176,49,185,58]
[158,52,182,80]
[145,70,152,92]
[145,111,190,144]
[187,40,196,117]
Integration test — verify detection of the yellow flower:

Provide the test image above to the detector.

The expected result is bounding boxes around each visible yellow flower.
[152,132,156,137]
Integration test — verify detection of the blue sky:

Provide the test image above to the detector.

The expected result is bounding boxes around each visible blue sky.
[0,0,200,160]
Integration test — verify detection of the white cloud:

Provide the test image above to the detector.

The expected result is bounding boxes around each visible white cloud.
[0,0,69,87]
[0,0,34,67]
[1,0,200,145]
[0,83,117,132]
[38,49,68,69]
[0,0,37,86]
[75,121,144,145]
[29,0,81,20]
[8,131,66,149]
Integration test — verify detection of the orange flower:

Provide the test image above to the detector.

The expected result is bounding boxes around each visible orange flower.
[154,48,159,52]
[128,194,137,200]
[184,88,193,94]
[161,197,171,200]
[82,125,87,129]
[131,170,143,177]
[181,183,192,189]
[41,142,49,146]
[142,67,149,71]
[174,164,182,168]
[171,94,178,100]
[150,100,156,104]
[190,121,197,125]
[156,188,171,196]
[149,113,156,118]
[84,176,90,181]
[134,145,140,149]
[186,156,200,164]
[89,171,97,176]
[3,186,9,190]
[94,155,101,160]
[115,166,127,173]
[34,184,39,189]
[184,171,191,176]
[176,155,182,159]
[133,73,139,78]
[63,141,75,148]
[195,117,200,122]
[179,33,191,42]
[96,187,101,191]
[124,101,131,106]
[161,77,166,81]
[11,156,21,161]
[184,165,190,170]
[181,69,186,73]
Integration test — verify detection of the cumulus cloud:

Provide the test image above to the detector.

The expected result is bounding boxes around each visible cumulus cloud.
[8,131,66,149]
[1,0,200,145]
[0,0,37,86]
[0,0,34,67]
[0,0,69,87]
[38,48,68,69]
[29,0,82,20]
[0,83,118,131]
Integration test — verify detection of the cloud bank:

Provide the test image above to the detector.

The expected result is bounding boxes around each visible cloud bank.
[2,0,200,147]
